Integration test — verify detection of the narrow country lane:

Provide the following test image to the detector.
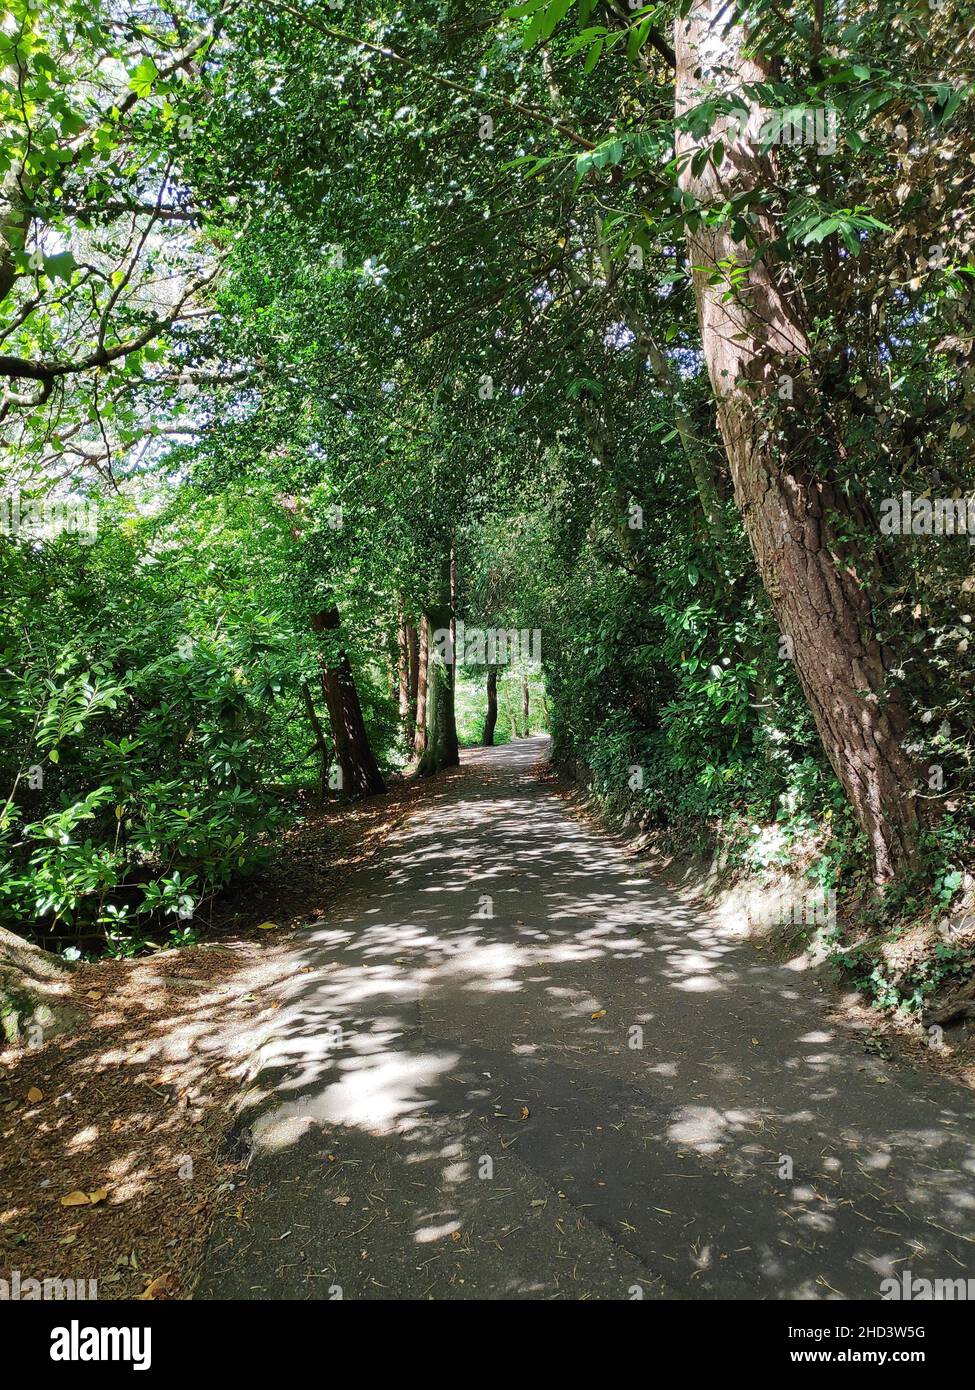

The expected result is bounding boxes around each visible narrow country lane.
[198,738,975,1301]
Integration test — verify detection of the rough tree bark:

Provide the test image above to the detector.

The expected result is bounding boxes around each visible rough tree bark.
[396,613,421,746]
[414,615,429,757]
[397,613,411,724]
[406,620,419,729]
[312,608,386,797]
[673,2,920,882]
[482,666,498,746]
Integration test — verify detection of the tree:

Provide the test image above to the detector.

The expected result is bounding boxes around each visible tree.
[672,0,921,880]
[483,667,499,746]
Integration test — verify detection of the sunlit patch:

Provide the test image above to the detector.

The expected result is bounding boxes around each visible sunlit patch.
[859,1150,893,1170]
[258,1048,461,1139]
[666,1105,729,1150]
[414,1219,461,1244]
[67,1125,99,1151]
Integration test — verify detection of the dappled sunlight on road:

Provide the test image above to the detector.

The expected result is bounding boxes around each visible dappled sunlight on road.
[199,737,975,1301]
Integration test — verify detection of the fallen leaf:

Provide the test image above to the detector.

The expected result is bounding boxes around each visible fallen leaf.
[590,1009,607,1020]
[60,1191,90,1207]
[333,1195,351,1205]
[519,1106,530,1121]
[88,1187,109,1205]
[135,1273,172,1300]
[26,1086,43,1103]
[256,921,280,931]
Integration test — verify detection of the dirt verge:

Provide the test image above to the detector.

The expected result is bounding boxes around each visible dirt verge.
[0,770,444,1299]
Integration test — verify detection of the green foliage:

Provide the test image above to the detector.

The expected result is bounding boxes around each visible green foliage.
[833,937,975,1016]
[1,0,972,976]
[1,493,306,951]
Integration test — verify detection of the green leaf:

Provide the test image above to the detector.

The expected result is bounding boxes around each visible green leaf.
[43,251,77,283]
[128,56,159,99]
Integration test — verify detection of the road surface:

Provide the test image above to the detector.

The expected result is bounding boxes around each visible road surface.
[198,737,975,1300]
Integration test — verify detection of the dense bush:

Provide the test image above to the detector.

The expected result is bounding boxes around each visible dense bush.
[0,491,400,954]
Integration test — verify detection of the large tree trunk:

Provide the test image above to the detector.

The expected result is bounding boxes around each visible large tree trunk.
[397,613,411,723]
[0,49,31,309]
[482,666,498,746]
[406,620,419,728]
[397,613,421,748]
[417,639,449,776]
[673,4,919,883]
[417,600,460,775]
[312,608,385,797]
[445,541,460,765]
[414,615,429,757]
[320,653,386,796]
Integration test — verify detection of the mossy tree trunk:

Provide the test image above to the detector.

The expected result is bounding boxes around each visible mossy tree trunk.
[417,598,460,776]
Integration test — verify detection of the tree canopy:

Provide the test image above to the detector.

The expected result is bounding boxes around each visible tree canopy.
[1,0,973,1009]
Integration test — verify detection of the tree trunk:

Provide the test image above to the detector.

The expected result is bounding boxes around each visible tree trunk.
[417,640,448,776]
[312,608,385,797]
[414,614,429,756]
[482,666,498,745]
[521,673,530,737]
[673,4,919,882]
[397,613,410,723]
[417,600,460,775]
[406,620,419,728]
[319,653,386,796]
[446,545,460,766]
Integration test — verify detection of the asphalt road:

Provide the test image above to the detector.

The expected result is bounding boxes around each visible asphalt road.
[198,736,975,1300]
